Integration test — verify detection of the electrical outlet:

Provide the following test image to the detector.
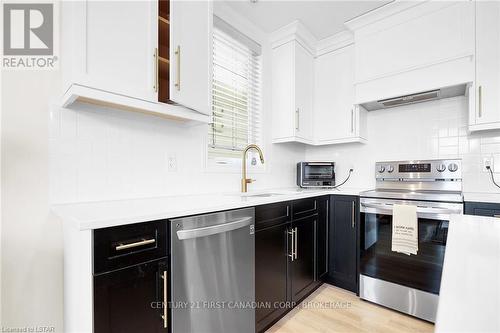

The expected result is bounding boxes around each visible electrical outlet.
[483,156,493,172]
[167,154,177,172]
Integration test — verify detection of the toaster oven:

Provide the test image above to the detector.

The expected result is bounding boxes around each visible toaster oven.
[297,162,335,188]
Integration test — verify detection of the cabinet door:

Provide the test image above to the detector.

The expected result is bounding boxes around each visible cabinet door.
[94,259,167,333]
[294,42,314,142]
[290,215,316,302]
[474,1,500,127]
[314,45,355,143]
[272,42,295,141]
[255,223,291,332]
[329,196,358,293]
[316,197,329,280]
[72,1,157,102]
[170,0,212,115]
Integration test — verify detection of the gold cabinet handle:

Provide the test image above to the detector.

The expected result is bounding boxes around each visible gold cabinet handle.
[154,48,159,93]
[295,108,300,131]
[287,228,295,261]
[161,271,168,328]
[478,85,483,118]
[294,227,298,260]
[175,45,180,91]
[351,201,355,228]
[351,109,354,133]
[115,238,155,251]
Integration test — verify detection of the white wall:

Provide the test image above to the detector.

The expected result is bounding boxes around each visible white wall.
[306,96,500,194]
[1,70,63,331]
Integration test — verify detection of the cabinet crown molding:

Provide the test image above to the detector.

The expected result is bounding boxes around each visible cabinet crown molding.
[316,31,354,57]
[271,21,355,58]
[344,0,424,32]
[270,20,316,55]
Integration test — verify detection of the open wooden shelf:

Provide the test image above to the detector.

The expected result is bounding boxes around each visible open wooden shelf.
[158,56,169,64]
[159,16,170,25]
[158,0,170,104]
[159,58,169,77]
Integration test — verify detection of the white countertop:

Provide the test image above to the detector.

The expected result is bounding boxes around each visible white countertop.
[52,187,366,230]
[435,214,500,332]
[464,192,500,204]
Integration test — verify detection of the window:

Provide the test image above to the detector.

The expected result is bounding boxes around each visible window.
[208,17,262,167]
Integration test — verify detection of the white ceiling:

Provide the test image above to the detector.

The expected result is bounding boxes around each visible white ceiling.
[222,0,392,40]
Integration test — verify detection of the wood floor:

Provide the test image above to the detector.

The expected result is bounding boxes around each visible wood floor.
[266,284,434,333]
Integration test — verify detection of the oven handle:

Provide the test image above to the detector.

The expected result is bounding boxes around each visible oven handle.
[360,202,462,216]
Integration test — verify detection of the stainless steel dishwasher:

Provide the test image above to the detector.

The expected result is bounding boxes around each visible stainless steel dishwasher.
[170,208,255,333]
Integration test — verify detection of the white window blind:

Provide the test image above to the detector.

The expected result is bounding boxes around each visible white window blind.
[208,20,262,162]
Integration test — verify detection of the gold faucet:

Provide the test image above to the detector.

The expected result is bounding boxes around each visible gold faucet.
[241,144,265,193]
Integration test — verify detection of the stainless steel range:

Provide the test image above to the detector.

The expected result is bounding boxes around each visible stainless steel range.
[359,159,463,323]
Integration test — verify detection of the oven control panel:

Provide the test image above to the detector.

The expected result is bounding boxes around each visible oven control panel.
[375,159,462,180]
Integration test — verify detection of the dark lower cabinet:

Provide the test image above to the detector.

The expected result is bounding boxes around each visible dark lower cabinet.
[290,215,316,302]
[464,201,500,217]
[94,258,168,333]
[93,220,169,333]
[316,197,329,280]
[255,221,290,332]
[328,195,358,293]
[255,197,327,333]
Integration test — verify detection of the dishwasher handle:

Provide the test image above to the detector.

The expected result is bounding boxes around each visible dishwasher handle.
[176,216,253,240]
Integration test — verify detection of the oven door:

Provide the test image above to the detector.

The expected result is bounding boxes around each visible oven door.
[359,198,463,294]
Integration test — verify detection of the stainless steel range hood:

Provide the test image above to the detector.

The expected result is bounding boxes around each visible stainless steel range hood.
[360,84,467,111]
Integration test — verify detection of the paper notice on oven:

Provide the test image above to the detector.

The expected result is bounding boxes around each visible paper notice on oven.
[391,204,418,255]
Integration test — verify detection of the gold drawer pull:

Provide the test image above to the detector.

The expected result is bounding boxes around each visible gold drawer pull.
[478,85,483,118]
[175,45,180,91]
[115,238,155,251]
[161,271,168,328]
[154,48,159,92]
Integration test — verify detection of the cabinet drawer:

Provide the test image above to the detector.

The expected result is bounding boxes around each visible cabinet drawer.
[292,197,318,219]
[255,201,291,231]
[464,201,500,218]
[94,220,168,275]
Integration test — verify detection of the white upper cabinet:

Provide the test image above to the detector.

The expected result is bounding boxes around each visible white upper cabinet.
[61,0,211,123]
[272,40,314,144]
[314,44,366,145]
[62,1,157,102]
[347,1,475,104]
[170,0,212,115]
[470,1,500,132]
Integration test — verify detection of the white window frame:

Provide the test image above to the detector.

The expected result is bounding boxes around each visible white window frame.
[206,16,264,173]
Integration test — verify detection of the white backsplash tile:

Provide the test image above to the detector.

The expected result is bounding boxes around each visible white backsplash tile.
[50,102,305,203]
[305,96,500,194]
[51,95,500,203]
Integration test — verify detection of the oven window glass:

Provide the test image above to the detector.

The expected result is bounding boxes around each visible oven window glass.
[304,165,333,179]
[360,212,448,294]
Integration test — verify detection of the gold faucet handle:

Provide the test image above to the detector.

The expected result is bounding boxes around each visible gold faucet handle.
[245,179,254,184]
